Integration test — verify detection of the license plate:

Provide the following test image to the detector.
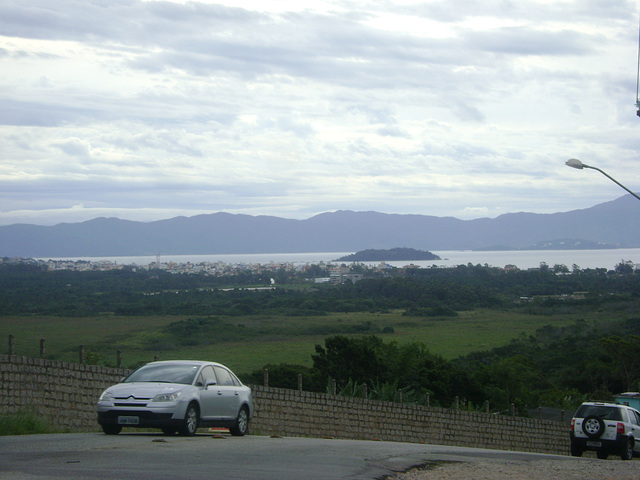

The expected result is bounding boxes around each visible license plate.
[587,440,601,447]
[118,416,140,425]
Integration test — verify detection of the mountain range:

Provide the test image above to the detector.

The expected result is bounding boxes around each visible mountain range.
[2,195,640,258]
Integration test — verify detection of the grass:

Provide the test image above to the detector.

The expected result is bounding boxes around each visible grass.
[0,409,55,436]
[0,308,604,378]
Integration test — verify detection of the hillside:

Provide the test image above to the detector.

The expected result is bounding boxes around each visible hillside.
[1,195,640,257]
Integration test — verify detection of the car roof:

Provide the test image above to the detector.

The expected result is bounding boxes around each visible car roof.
[579,401,640,413]
[143,360,227,368]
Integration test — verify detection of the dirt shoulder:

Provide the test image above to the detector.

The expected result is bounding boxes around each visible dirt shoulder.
[388,457,639,480]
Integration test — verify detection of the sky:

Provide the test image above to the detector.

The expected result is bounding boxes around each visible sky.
[1,0,640,226]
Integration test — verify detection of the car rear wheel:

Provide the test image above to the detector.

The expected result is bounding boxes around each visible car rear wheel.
[179,403,199,436]
[570,441,583,457]
[582,415,605,438]
[102,425,122,435]
[229,406,249,436]
[621,439,634,460]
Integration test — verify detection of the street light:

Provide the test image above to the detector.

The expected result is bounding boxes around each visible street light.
[565,158,640,202]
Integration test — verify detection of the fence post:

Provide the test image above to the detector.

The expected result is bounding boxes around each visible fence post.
[264,368,269,387]
[455,396,459,410]
[154,355,159,361]
[117,350,122,369]
[398,389,403,403]
[8,334,14,356]
[538,407,542,420]
[363,383,368,399]
[298,374,303,391]
[425,393,430,407]
[331,378,336,395]
[485,401,490,413]
[561,410,565,423]
[511,403,515,416]
[79,345,85,364]
[40,339,46,358]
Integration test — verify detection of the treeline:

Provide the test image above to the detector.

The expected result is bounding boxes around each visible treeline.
[1,262,640,317]
[252,323,640,415]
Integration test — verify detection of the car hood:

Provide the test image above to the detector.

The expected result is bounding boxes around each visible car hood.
[106,382,189,399]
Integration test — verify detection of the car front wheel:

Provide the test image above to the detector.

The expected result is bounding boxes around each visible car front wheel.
[102,425,122,435]
[229,406,249,436]
[179,403,199,436]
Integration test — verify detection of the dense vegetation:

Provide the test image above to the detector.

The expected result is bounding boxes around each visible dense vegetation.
[2,260,640,415]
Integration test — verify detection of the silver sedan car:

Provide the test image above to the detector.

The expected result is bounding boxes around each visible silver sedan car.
[97,360,253,436]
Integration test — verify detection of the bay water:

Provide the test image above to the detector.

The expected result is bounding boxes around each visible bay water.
[41,248,640,271]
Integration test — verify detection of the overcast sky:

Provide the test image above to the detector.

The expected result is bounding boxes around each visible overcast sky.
[1,0,639,226]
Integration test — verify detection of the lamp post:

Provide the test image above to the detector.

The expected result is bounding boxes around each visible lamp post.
[565,158,640,202]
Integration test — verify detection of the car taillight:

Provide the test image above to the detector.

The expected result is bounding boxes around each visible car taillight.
[570,419,575,431]
[617,422,625,434]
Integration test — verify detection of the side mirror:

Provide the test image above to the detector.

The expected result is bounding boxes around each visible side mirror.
[205,379,217,389]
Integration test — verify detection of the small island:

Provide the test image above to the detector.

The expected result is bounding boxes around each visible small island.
[335,247,441,262]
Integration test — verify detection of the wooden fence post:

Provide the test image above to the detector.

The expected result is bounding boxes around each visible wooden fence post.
[8,334,14,356]
[117,350,122,368]
[40,339,46,358]
[264,368,269,387]
[298,374,303,391]
[79,345,85,364]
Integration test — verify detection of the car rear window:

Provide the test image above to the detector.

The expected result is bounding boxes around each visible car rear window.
[575,405,622,421]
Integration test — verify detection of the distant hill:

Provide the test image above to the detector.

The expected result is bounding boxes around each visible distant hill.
[335,248,440,262]
[2,195,640,257]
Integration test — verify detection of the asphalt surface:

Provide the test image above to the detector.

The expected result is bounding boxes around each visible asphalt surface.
[0,432,576,480]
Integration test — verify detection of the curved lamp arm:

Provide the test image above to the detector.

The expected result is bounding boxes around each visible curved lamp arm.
[565,158,640,202]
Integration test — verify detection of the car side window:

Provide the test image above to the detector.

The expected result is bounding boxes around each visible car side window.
[633,411,640,426]
[214,366,234,386]
[201,366,217,385]
[196,366,217,387]
[618,408,629,423]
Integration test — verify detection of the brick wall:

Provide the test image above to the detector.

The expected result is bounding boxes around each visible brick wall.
[0,355,568,455]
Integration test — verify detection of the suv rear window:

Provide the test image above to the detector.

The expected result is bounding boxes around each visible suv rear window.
[575,405,622,421]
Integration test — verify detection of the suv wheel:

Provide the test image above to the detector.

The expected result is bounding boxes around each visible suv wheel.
[570,441,583,457]
[582,415,605,438]
[621,439,634,460]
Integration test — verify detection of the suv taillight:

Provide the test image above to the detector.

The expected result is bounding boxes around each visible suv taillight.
[570,419,575,431]
[617,422,626,434]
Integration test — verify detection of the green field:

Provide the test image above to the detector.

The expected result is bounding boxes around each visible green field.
[0,308,601,377]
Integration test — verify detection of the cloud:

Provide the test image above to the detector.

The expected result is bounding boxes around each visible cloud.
[0,0,638,229]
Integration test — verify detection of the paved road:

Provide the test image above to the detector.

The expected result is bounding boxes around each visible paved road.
[0,433,573,480]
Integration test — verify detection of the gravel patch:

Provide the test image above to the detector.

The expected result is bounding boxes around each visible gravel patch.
[387,458,640,480]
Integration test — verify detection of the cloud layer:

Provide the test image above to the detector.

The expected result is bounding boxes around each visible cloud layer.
[1,0,639,226]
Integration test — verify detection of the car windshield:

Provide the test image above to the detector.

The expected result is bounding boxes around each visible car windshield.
[576,405,622,421]
[124,363,201,385]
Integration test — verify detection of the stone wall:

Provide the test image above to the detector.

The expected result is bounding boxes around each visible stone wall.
[250,386,568,455]
[0,355,129,432]
[0,355,568,455]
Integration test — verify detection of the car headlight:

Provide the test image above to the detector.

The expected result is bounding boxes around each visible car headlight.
[99,391,114,402]
[152,391,182,402]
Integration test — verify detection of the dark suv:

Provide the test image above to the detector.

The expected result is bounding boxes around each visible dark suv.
[570,402,640,460]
